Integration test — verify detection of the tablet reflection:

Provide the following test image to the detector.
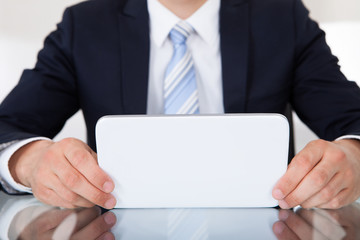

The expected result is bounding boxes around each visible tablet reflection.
[110,208,279,239]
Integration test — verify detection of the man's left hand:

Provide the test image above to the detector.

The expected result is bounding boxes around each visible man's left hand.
[273,139,360,209]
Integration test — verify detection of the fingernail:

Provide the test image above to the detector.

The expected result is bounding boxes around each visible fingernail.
[279,210,289,221]
[273,189,285,199]
[273,221,285,235]
[103,181,114,193]
[105,197,116,209]
[279,200,290,209]
[104,212,116,225]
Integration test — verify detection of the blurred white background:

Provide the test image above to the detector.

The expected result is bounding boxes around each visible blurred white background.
[0,0,360,152]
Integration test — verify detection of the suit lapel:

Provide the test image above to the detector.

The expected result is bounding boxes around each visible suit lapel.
[220,0,250,113]
[118,0,149,114]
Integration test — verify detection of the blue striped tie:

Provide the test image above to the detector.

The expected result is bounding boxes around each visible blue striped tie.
[164,22,200,114]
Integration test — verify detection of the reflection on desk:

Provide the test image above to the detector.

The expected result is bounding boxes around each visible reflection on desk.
[111,208,278,239]
[1,192,360,240]
[0,192,114,240]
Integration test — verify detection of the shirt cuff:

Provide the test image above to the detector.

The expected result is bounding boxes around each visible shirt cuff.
[336,135,360,141]
[0,137,51,193]
[0,141,19,152]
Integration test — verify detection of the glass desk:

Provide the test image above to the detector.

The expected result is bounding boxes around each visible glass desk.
[1,192,360,240]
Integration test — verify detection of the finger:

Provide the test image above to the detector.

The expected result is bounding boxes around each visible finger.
[50,174,95,208]
[317,188,353,209]
[301,173,345,209]
[64,145,114,193]
[281,157,340,209]
[279,209,328,240]
[89,150,98,163]
[33,186,77,209]
[72,211,117,240]
[273,140,326,201]
[272,221,300,240]
[51,159,116,209]
[40,171,95,208]
[296,208,346,240]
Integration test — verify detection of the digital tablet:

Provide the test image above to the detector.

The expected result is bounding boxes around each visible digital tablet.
[96,114,289,208]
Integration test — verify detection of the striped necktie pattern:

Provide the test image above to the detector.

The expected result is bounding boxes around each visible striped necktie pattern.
[164,21,200,114]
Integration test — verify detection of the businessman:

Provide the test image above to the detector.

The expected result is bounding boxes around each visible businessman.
[1,0,360,210]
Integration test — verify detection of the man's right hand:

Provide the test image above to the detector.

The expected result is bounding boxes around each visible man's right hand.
[9,138,117,209]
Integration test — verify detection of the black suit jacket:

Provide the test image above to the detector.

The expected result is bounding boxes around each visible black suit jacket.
[1,0,360,152]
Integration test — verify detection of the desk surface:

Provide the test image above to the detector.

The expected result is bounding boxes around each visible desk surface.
[1,192,360,240]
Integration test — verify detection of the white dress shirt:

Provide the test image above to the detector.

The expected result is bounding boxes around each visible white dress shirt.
[147,0,223,114]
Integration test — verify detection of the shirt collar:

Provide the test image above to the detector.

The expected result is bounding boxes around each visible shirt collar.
[147,0,220,47]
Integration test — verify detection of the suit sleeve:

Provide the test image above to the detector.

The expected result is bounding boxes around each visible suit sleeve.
[0,8,79,144]
[291,0,360,141]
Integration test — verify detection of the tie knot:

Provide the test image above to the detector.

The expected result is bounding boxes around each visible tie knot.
[169,21,194,45]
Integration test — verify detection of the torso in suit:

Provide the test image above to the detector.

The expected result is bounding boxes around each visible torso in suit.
[1,0,360,151]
